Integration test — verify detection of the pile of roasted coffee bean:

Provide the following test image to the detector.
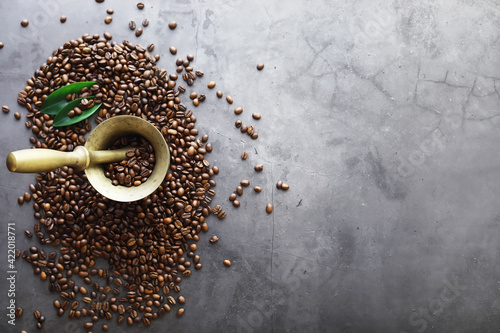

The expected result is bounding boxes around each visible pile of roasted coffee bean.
[104,135,155,187]
[16,32,225,329]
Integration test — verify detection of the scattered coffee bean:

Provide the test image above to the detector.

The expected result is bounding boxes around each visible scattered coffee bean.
[95,0,104,2]
[254,164,264,172]
[281,183,290,191]
[169,46,177,55]
[2,105,9,113]
[251,133,259,140]
[60,15,67,23]
[207,81,216,89]
[252,113,261,120]
[36,323,42,329]
[235,120,242,128]
[229,193,237,201]
[226,95,233,104]
[83,322,94,329]
[15,307,23,318]
[216,90,223,98]
[104,16,113,24]
[147,43,155,52]
[217,211,227,219]
[24,230,32,238]
[209,235,219,243]
[236,186,243,196]
[193,98,199,106]
[176,308,185,317]
[241,152,248,159]
[129,20,136,30]
[254,186,262,193]
[276,181,283,189]
[106,8,114,14]
[135,28,143,37]
[102,324,109,331]
[103,32,112,40]
[233,200,240,207]
[223,260,232,267]
[187,53,194,61]
[190,92,198,100]
[240,180,250,187]
[168,21,177,29]
[240,125,248,133]
[137,2,145,9]
[234,107,243,115]
[266,203,273,214]
[0,42,4,49]
[21,19,29,27]
[257,63,265,70]
[196,70,204,77]
[33,310,41,320]
[142,18,149,27]
[18,196,24,205]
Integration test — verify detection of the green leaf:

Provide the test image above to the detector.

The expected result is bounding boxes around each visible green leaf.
[53,97,102,127]
[41,81,97,115]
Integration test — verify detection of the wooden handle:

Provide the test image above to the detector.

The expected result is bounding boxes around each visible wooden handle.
[6,146,90,173]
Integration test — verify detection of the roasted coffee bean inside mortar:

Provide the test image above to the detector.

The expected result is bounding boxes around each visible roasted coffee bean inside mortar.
[104,135,155,186]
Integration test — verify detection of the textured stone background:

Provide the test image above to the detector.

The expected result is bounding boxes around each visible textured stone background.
[1,0,500,332]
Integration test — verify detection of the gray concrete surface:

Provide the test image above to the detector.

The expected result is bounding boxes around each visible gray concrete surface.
[1,0,500,332]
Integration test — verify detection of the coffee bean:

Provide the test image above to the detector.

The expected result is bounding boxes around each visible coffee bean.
[103,32,112,40]
[18,196,24,205]
[14,111,22,119]
[147,43,155,52]
[176,308,185,317]
[196,70,204,77]
[233,200,240,207]
[229,193,237,201]
[252,113,261,120]
[15,307,23,318]
[177,296,186,304]
[187,54,194,61]
[104,16,113,24]
[216,90,223,98]
[276,181,283,189]
[235,120,242,128]
[169,46,177,55]
[60,15,67,23]
[106,8,114,14]
[36,323,42,329]
[266,203,273,214]
[129,20,136,30]
[137,2,145,9]
[254,164,263,172]
[2,105,10,113]
[217,211,227,219]
[169,21,177,29]
[240,180,250,187]
[234,107,243,115]
[83,322,94,329]
[226,95,233,104]
[21,19,29,27]
[95,0,104,2]
[33,310,41,320]
[241,152,248,160]
[193,98,199,106]
[207,81,216,89]
[223,260,231,267]
[251,133,259,140]
[213,205,222,215]
[103,324,109,331]
[257,63,265,70]
[135,28,143,37]
[24,230,32,238]
[254,186,262,193]
[190,92,198,99]
[0,42,3,49]
[142,18,149,27]
[209,235,219,243]
[236,186,243,196]
[240,125,248,133]
[281,183,290,191]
